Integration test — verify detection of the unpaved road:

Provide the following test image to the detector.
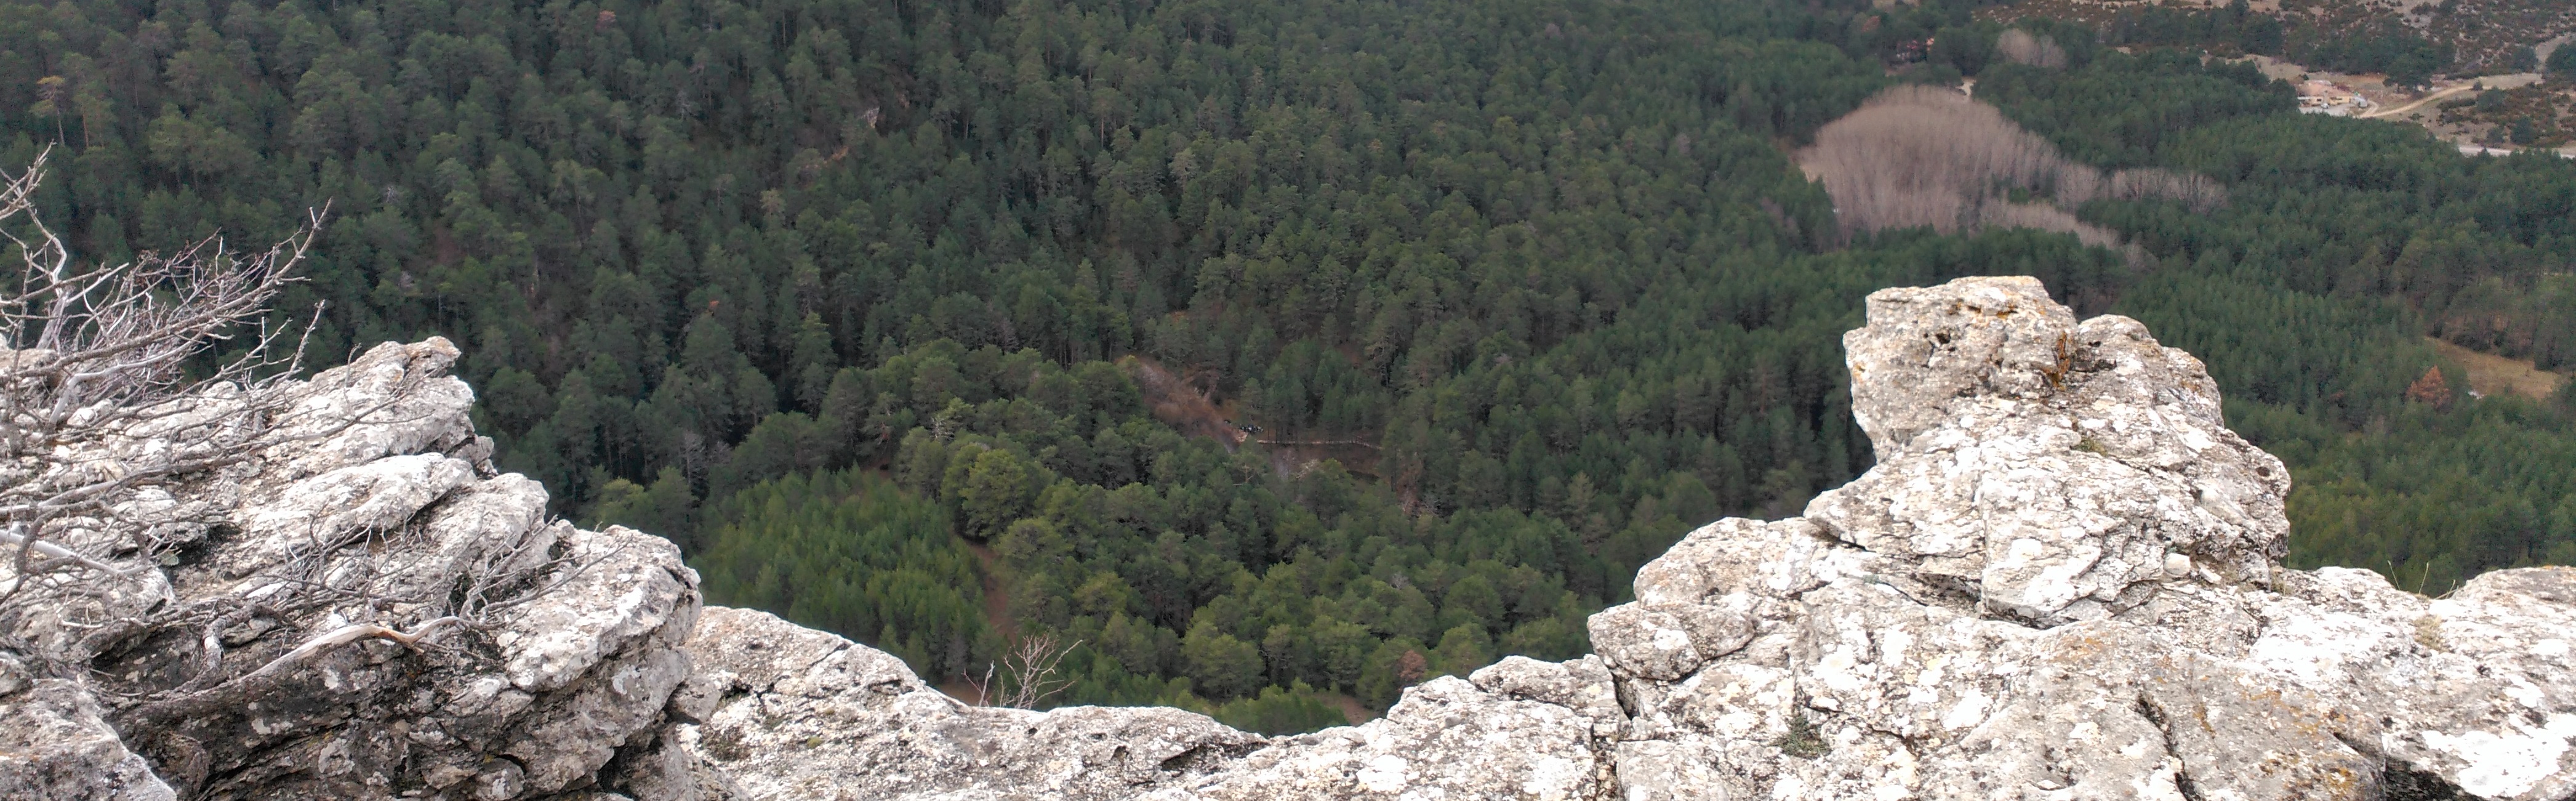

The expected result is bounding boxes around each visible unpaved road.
[2361,84,2473,119]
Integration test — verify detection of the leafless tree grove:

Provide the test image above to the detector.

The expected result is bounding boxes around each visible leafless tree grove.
[1996,30,2069,70]
[1795,86,2226,252]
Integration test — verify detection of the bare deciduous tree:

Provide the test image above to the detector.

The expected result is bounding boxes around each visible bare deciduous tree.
[2101,167,2228,214]
[966,633,1083,709]
[1795,86,2225,254]
[1997,30,2069,70]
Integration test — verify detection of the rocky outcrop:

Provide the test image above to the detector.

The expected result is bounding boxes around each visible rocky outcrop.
[0,654,175,801]
[676,605,1618,800]
[1588,277,2574,801]
[670,277,2576,800]
[2,340,712,800]
[673,606,1260,799]
[7,276,2574,800]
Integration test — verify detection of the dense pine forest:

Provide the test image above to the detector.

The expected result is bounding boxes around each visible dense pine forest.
[5,0,2572,732]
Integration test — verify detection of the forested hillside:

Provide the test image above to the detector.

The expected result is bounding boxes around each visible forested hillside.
[4,0,2570,731]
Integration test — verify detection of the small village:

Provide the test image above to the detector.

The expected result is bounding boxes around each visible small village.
[2252,53,2576,156]
[1964,0,2576,156]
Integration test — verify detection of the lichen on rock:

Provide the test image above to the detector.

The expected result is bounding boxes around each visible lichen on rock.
[1575,276,2573,801]
[660,277,2574,800]
[7,277,2575,800]
[3,339,717,801]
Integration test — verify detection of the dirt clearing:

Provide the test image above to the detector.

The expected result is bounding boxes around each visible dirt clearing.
[2430,337,2568,400]
[1123,356,1249,446]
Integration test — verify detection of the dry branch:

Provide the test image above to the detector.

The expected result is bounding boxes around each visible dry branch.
[122,616,468,728]
[967,634,1083,709]
[0,148,372,617]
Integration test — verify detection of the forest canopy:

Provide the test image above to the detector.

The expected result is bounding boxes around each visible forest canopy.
[6,0,2570,731]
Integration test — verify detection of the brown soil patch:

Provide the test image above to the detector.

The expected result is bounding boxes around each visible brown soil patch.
[931,540,1018,706]
[934,678,984,704]
[1315,691,1378,725]
[2430,336,2569,400]
[966,539,1017,643]
[1123,355,1248,447]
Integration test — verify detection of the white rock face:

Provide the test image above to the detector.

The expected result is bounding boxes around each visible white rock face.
[1577,276,2573,801]
[1,337,716,801]
[662,277,2576,800]
[10,277,2576,800]
[678,606,1264,800]
[1816,280,2290,625]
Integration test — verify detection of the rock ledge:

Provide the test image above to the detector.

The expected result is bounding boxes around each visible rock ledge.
[6,277,2572,800]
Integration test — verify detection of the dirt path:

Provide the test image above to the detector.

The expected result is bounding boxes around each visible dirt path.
[1125,354,1389,477]
[2361,85,2473,119]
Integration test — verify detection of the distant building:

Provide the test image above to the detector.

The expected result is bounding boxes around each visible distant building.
[2296,80,2374,116]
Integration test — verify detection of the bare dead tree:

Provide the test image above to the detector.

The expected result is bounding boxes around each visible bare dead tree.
[0,148,476,650]
[1797,86,2069,236]
[965,633,1083,709]
[0,153,614,777]
[0,151,457,725]
[2104,168,2229,215]
[0,149,335,611]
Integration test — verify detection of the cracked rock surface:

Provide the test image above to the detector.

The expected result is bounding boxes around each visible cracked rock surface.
[1579,276,2575,801]
[3,340,716,800]
[670,277,2576,800]
[10,277,2576,800]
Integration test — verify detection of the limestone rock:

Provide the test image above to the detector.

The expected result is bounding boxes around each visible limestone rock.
[17,278,2576,801]
[1586,603,1707,680]
[1812,278,2290,626]
[1839,275,2086,457]
[675,606,1623,801]
[679,606,1265,800]
[4,336,712,800]
[267,338,481,480]
[1181,675,1607,800]
[2254,565,2576,801]
[493,525,699,694]
[0,661,176,801]
[1578,276,2572,801]
[603,278,2576,799]
[219,453,476,581]
[1467,655,1624,733]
